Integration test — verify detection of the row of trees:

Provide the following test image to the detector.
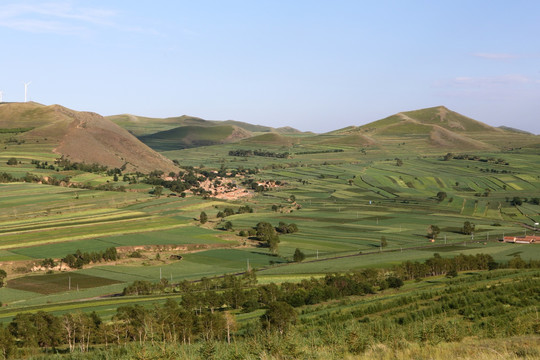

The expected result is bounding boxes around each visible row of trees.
[215,205,253,219]
[394,253,505,280]
[228,149,290,158]
[62,247,118,269]
[443,153,509,165]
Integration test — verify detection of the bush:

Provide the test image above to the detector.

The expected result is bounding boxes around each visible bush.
[387,276,403,289]
[293,248,305,262]
[200,211,208,224]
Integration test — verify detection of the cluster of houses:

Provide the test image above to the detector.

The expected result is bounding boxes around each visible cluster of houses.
[502,235,540,244]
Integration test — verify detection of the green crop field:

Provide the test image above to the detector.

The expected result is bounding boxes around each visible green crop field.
[6,272,121,295]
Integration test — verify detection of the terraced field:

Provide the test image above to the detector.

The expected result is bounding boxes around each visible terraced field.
[0,142,539,324]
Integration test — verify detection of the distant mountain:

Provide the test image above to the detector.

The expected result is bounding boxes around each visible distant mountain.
[329,106,539,150]
[107,114,303,137]
[106,114,211,137]
[138,125,253,151]
[0,102,178,173]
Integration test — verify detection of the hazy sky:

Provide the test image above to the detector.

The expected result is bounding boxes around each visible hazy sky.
[1,1,539,134]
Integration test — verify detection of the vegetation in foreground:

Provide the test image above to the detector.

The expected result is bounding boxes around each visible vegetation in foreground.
[0,255,539,359]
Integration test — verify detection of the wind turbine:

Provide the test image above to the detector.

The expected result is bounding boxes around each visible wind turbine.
[24,81,31,102]
[0,90,3,102]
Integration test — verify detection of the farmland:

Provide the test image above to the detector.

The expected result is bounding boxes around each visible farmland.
[0,107,539,358]
[1,143,539,314]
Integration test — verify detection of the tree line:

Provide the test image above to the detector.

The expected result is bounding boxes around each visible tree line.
[228,149,290,158]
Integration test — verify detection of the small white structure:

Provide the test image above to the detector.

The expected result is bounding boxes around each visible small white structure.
[24,81,31,102]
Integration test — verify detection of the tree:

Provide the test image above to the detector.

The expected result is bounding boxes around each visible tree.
[64,254,77,268]
[276,222,299,234]
[40,258,56,269]
[511,197,523,206]
[152,185,163,198]
[199,211,208,224]
[289,194,296,203]
[0,325,15,360]
[427,225,440,239]
[461,221,475,235]
[287,223,299,233]
[6,158,17,165]
[200,311,226,341]
[268,235,280,255]
[256,222,275,241]
[260,301,297,335]
[446,268,458,278]
[223,221,233,231]
[380,236,388,248]
[293,248,305,262]
[443,152,453,161]
[436,191,447,202]
[8,313,38,348]
[0,269,6,287]
[508,254,527,269]
[395,158,403,167]
[224,311,237,344]
[386,276,403,289]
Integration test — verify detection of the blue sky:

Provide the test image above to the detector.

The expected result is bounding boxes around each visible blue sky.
[1,1,539,134]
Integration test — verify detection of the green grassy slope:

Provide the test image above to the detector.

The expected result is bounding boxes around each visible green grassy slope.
[138,125,252,151]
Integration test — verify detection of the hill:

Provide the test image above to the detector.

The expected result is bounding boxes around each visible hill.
[106,114,211,137]
[138,124,253,151]
[330,106,539,150]
[107,114,303,137]
[0,102,177,173]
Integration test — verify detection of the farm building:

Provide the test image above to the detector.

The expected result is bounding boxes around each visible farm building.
[502,235,540,244]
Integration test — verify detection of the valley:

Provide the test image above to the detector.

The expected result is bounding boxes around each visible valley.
[0,102,539,359]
